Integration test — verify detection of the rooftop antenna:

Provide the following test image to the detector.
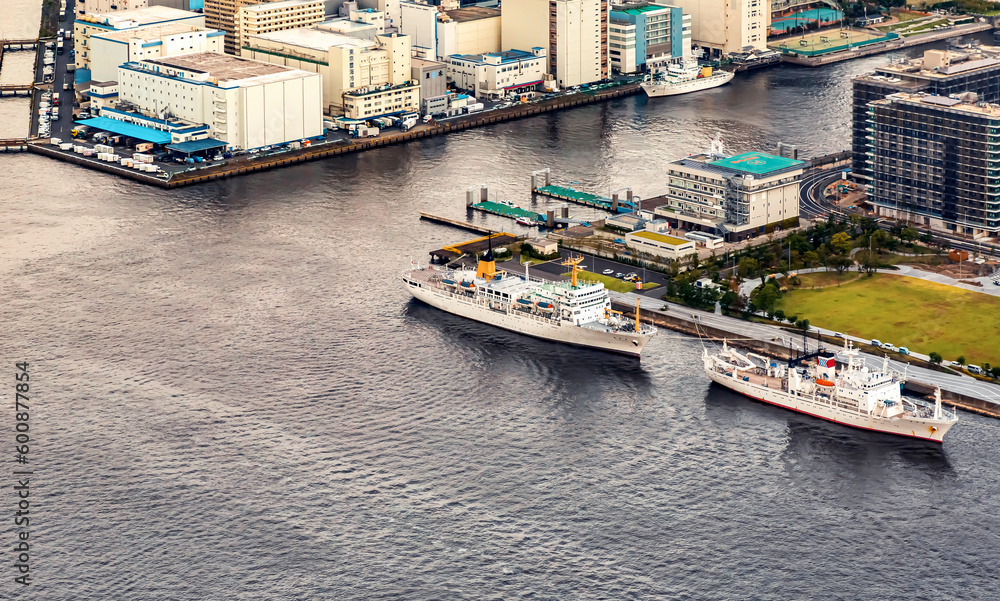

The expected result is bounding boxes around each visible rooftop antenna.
[710,134,724,156]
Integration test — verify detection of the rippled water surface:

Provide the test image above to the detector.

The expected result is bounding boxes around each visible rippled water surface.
[2,52,1000,600]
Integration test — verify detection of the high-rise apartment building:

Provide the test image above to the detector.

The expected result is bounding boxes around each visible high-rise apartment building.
[667,0,766,56]
[865,92,1000,238]
[852,49,1000,182]
[237,0,325,51]
[501,0,608,88]
[208,0,318,54]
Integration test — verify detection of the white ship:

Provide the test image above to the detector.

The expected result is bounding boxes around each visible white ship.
[403,248,657,357]
[703,341,958,442]
[641,62,735,97]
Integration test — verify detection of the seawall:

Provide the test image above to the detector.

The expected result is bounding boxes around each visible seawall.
[28,84,643,189]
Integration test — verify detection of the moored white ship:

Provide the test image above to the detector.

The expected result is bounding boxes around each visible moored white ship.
[703,341,958,442]
[403,248,657,357]
[641,62,735,97]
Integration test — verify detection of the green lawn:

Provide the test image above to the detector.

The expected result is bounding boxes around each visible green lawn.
[777,273,1000,366]
[563,271,658,293]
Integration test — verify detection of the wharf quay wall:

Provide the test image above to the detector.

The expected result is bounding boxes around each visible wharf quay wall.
[613,300,1000,419]
[28,84,643,189]
[781,22,993,67]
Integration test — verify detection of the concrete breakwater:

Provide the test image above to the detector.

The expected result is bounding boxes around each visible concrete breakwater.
[28,84,643,189]
[613,299,1000,419]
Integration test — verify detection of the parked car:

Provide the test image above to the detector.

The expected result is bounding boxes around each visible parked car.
[882,343,897,352]
[833,332,844,338]
[968,365,983,375]
[871,339,882,348]
[602,269,614,275]
[615,272,625,278]
[898,347,909,355]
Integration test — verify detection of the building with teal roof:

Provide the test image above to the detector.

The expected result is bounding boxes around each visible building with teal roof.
[656,142,806,242]
[609,3,689,74]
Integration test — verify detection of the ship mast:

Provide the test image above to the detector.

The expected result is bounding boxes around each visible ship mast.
[560,254,585,288]
[635,297,640,333]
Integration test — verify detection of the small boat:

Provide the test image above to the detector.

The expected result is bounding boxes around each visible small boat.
[516,217,537,226]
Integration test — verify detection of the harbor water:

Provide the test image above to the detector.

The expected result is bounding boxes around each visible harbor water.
[2,44,999,599]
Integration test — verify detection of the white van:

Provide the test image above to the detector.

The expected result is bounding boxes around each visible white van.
[968,365,983,375]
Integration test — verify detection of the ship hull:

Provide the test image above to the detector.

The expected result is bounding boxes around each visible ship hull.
[406,279,651,357]
[705,366,954,442]
[641,71,735,97]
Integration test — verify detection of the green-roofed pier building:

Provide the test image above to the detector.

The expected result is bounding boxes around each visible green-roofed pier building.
[654,141,806,241]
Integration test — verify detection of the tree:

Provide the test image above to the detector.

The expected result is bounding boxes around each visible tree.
[929,352,943,365]
[803,250,819,267]
[774,309,786,322]
[901,227,919,243]
[831,255,854,275]
[737,257,760,283]
[831,232,853,256]
[991,366,1000,379]
[957,356,966,366]
[796,318,810,331]
[786,314,798,325]
[720,290,739,311]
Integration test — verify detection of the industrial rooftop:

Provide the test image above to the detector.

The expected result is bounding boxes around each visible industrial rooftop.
[250,26,376,52]
[876,92,1000,117]
[137,52,310,85]
[93,22,219,43]
[443,7,501,22]
[78,5,201,28]
[241,0,323,13]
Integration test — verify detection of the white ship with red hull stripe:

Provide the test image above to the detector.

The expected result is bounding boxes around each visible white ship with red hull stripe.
[703,341,957,442]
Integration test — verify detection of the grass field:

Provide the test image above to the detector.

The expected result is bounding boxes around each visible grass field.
[563,271,659,293]
[777,273,1000,365]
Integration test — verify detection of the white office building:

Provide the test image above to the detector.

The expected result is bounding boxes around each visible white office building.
[668,0,768,55]
[501,0,608,88]
[88,23,225,82]
[447,48,547,100]
[117,51,323,150]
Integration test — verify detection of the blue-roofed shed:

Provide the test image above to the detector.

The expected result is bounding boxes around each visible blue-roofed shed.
[75,117,172,144]
[166,139,227,154]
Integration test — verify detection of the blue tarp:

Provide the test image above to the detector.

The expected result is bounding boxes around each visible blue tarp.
[75,117,172,144]
[166,138,227,154]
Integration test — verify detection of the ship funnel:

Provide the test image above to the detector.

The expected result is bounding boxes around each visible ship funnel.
[817,350,836,380]
[476,234,498,280]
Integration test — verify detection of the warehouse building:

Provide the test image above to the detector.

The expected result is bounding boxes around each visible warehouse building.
[236,0,326,51]
[74,5,206,75]
[87,22,224,82]
[624,230,697,260]
[243,27,418,118]
[116,51,323,150]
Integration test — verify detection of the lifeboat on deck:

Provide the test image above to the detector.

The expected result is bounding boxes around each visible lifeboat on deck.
[816,379,835,387]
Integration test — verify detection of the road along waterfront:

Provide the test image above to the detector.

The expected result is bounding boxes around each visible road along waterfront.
[3,38,1000,599]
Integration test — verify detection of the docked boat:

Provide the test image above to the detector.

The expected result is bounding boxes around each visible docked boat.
[703,341,958,442]
[640,62,735,98]
[403,246,657,357]
[516,217,537,227]
[729,48,782,72]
